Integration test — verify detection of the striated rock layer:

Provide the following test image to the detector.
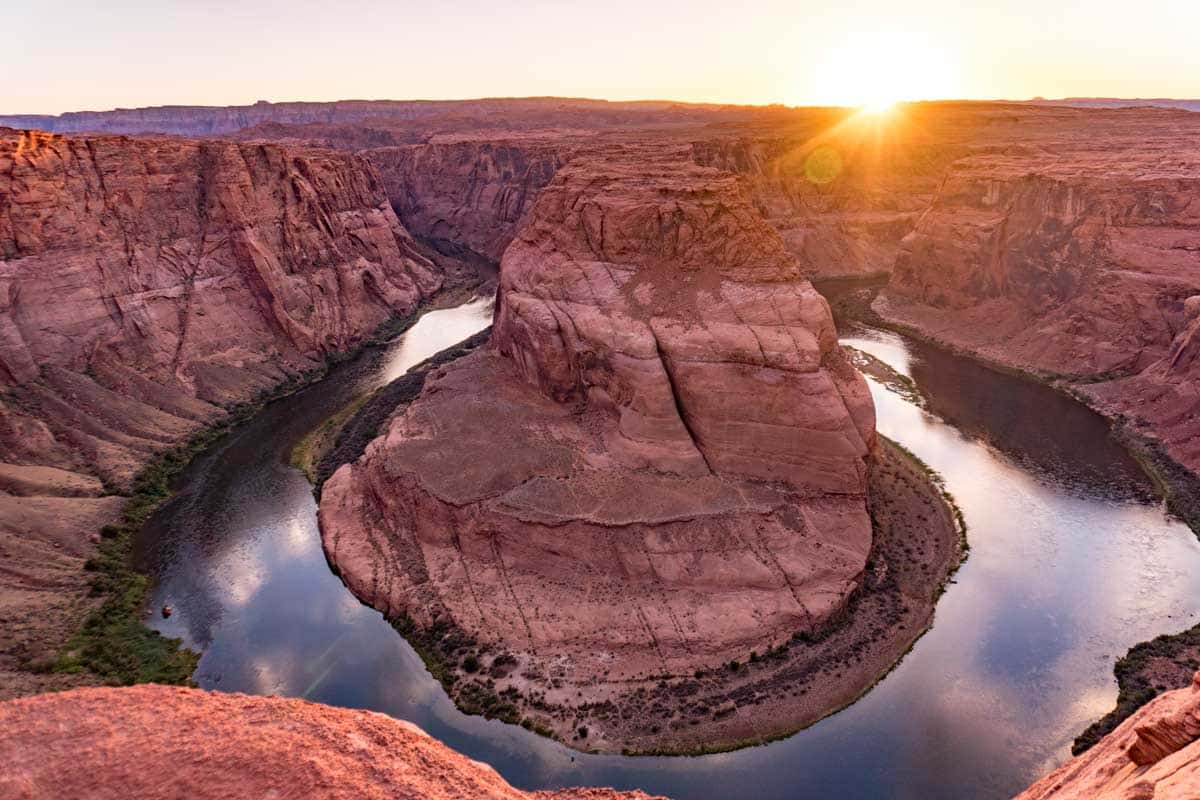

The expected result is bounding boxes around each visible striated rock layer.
[0,685,660,800]
[877,112,1200,478]
[366,137,574,262]
[0,127,442,696]
[1015,671,1200,800]
[320,144,878,750]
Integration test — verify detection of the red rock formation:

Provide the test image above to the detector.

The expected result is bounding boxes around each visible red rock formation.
[0,685,662,800]
[366,137,573,262]
[1015,671,1200,800]
[319,144,876,750]
[692,130,953,279]
[877,111,1200,475]
[0,127,441,696]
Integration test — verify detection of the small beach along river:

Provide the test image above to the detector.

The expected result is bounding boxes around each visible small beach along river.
[136,296,1200,799]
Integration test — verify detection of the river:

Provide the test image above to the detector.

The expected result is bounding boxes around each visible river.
[135,294,1200,800]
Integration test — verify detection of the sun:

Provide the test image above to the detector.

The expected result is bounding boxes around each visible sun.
[860,97,897,114]
[803,28,961,110]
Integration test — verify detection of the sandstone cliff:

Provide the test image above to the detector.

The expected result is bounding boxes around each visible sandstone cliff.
[0,127,441,696]
[1015,671,1200,800]
[319,143,888,752]
[877,110,1200,476]
[0,685,661,800]
[365,137,573,262]
[692,131,947,278]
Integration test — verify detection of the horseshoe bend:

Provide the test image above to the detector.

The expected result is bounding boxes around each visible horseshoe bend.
[317,146,961,753]
[2,90,1200,799]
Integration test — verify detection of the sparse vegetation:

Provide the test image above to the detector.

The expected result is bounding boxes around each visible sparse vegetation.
[1072,624,1200,755]
[51,292,479,688]
[55,364,325,684]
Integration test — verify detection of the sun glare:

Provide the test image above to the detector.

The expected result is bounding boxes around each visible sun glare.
[860,98,896,114]
[803,27,961,110]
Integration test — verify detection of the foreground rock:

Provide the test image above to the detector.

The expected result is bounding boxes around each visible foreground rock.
[1016,671,1200,800]
[321,145,960,752]
[0,127,443,696]
[0,685,660,800]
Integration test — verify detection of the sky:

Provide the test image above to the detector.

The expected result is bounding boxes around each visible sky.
[5,0,1200,114]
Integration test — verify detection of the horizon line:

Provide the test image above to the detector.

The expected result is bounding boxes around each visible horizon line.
[4,94,1199,120]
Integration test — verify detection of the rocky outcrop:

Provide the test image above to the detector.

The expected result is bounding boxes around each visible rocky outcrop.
[0,685,661,800]
[1015,671,1200,800]
[366,138,573,262]
[320,144,880,751]
[0,127,441,695]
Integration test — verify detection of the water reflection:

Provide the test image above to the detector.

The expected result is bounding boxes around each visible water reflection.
[376,296,495,385]
[136,304,1200,800]
[843,325,1156,502]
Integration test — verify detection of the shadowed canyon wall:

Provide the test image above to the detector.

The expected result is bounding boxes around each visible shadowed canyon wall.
[365,139,572,263]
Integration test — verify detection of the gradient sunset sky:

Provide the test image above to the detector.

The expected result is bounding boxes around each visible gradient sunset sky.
[7,0,1199,114]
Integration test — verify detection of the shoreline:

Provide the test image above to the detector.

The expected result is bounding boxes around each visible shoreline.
[866,291,1200,537]
[320,421,965,755]
[24,281,483,696]
[840,285,1200,758]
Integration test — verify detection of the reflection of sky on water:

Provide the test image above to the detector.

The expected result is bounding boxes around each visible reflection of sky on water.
[137,307,1200,800]
[376,296,494,385]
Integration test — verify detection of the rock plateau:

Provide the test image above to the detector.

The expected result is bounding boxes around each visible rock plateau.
[319,143,962,753]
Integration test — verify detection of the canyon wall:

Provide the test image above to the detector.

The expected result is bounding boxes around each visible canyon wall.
[365,138,573,262]
[0,685,660,800]
[878,116,1200,474]
[0,127,441,695]
[691,133,951,278]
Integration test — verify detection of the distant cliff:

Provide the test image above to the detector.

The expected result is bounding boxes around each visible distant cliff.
[0,97,762,137]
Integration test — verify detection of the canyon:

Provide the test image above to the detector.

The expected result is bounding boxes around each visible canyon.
[876,108,1200,493]
[0,126,445,697]
[318,142,961,752]
[1,98,1200,797]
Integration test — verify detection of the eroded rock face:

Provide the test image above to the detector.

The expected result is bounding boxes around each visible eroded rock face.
[1015,671,1200,800]
[878,123,1200,474]
[0,685,661,800]
[367,138,572,262]
[0,127,440,696]
[319,145,876,748]
[692,131,955,279]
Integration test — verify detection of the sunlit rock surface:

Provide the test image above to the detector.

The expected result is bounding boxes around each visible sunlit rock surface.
[1016,672,1200,800]
[0,685,661,800]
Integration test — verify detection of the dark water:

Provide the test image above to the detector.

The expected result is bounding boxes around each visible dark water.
[137,302,1200,800]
